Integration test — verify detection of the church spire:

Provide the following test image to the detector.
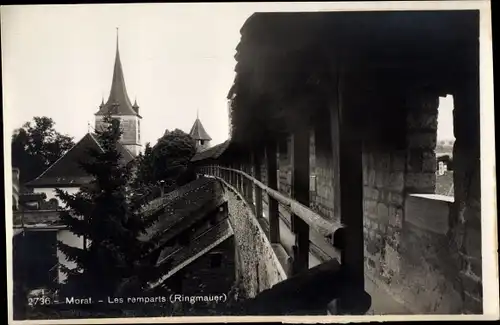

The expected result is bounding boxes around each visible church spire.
[95,28,138,116]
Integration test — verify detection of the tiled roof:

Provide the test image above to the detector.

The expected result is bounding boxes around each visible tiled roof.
[139,177,225,243]
[26,133,135,188]
[153,219,233,284]
[189,118,212,141]
[95,33,139,117]
[191,140,231,162]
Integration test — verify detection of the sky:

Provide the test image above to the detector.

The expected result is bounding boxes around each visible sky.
[2,4,255,147]
[2,3,455,150]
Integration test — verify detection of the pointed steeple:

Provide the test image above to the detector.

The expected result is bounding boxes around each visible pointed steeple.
[95,28,138,117]
[189,117,212,141]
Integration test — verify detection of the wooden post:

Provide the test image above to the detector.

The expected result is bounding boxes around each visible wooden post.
[242,162,250,204]
[247,153,255,213]
[254,150,263,219]
[331,68,365,302]
[291,128,310,275]
[237,163,243,195]
[266,141,280,243]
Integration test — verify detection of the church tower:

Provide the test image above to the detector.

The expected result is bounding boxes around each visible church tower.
[189,111,212,152]
[95,29,142,156]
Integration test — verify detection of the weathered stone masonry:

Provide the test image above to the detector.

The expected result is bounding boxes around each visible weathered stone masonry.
[265,90,482,314]
[225,10,482,315]
[224,185,287,298]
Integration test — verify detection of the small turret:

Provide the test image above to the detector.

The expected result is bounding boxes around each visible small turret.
[189,111,212,152]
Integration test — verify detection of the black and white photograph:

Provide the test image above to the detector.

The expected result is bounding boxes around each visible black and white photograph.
[2,1,497,323]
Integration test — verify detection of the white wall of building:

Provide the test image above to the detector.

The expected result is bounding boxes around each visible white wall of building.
[56,229,84,284]
[33,187,80,208]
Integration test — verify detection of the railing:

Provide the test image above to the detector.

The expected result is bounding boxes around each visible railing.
[199,165,345,276]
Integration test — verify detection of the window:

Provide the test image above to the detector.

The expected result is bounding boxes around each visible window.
[435,95,455,197]
[138,120,141,142]
[200,140,205,146]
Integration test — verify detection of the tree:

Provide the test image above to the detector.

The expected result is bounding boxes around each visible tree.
[131,129,196,191]
[12,117,74,186]
[130,142,155,191]
[152,129,197,187]
[55,115,169,300]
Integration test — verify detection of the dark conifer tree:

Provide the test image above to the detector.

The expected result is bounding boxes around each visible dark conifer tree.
[55,115,170,300]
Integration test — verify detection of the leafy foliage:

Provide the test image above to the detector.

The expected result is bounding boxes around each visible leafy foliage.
[55,115,170,300]
[131,129,196,191]
[11,117,75,186]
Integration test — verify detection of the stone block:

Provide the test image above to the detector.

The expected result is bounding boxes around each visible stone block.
[375,172,385,188]
[407,132,437,149]
[366,200,377,216]
[378,153,391,172]
[377,202,389,220]
[366,237,382,255]
[422,150,437,172]
[367,257,376,269]
[388,172,405,192]
[367,169,376,187]
[407,150,423,172]
[363,185,370,197]
[423,159,437,173]
[405,173,436,192]
[388,206,403,228]
[388,192,404,206]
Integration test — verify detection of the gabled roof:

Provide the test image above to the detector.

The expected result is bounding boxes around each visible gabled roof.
[191,140,230,162]
[189,118,212,141]
[26,133,135,188]
[95,31,140,117]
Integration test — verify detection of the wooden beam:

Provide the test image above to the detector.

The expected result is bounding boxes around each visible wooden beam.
[291,128,311,275]
[220,166,342,237]
[333,68,365,298]
[266,142,280,243]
